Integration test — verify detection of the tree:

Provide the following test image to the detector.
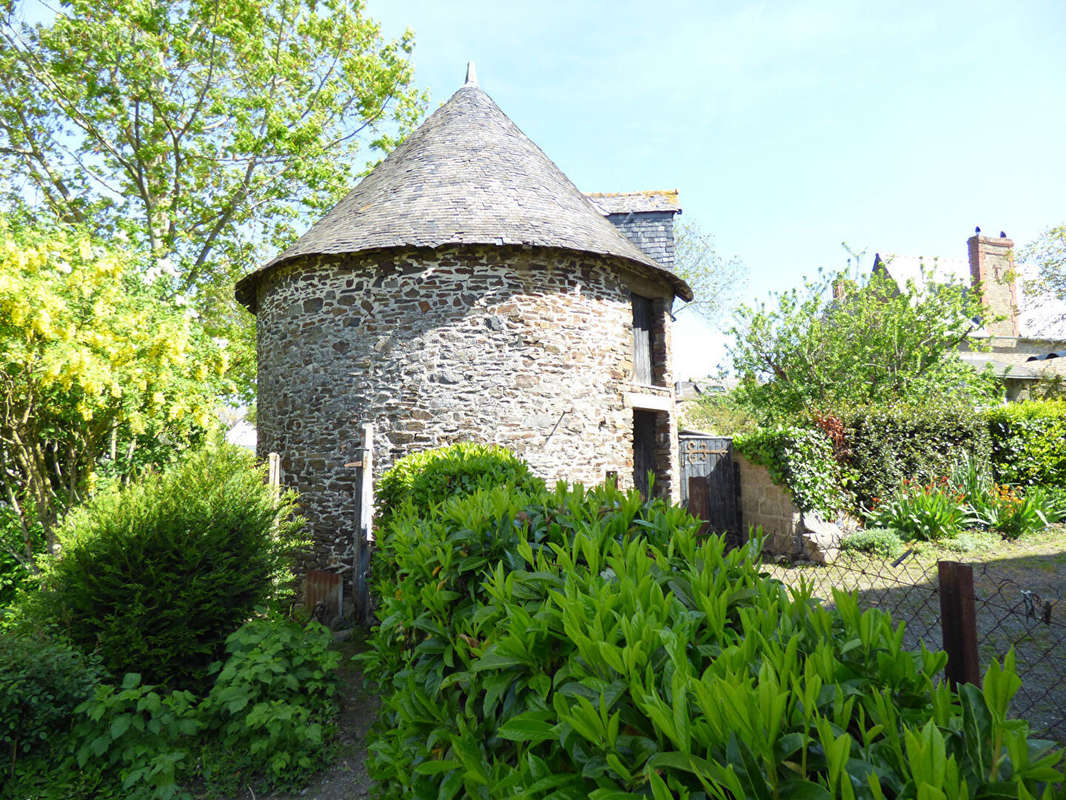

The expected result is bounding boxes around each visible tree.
[728,267,997,422]
[672,220,746,325]
[0,0,426,395]
[0,215,230,562]
[1020,223,1066,328]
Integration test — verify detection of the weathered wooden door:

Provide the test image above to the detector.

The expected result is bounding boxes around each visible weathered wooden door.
[679,433,742,548]
[633,410,657,499]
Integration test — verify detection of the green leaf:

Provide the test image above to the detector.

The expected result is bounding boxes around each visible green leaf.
[413,759,462,775]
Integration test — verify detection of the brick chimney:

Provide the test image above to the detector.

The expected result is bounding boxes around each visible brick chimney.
[968,233,1019,337]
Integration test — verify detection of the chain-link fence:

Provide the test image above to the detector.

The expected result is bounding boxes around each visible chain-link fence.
[761,551,1066,743]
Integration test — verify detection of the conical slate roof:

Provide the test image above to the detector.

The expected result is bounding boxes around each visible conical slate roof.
[235,76,692,310]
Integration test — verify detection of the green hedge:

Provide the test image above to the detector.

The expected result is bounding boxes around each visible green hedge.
[987,399,1066,488]
[361,480,1063,798]
[841,405,991,508]
[375,442,544,527]
[734,425,849,517]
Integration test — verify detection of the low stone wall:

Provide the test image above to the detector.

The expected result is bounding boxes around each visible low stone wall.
[736,453,841,563]
[736,454,802,555]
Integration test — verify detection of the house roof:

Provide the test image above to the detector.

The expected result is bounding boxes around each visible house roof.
[874,252,1066,342]
[236,75,692,311]
[586,191,681,215]
[959,353,1043,380]
[874,254,972,292]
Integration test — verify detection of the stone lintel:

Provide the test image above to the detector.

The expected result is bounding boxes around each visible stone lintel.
[624,391,674,412]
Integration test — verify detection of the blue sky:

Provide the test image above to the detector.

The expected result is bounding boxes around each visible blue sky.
[369,0,1066,377]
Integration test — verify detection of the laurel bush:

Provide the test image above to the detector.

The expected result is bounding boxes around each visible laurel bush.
[362,480,1064,799]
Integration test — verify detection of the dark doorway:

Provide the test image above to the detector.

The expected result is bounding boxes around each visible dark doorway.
[679,432,742,548]
[633,410,657,499]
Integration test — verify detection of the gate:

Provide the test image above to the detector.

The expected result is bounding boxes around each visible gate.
[678,431,742,548]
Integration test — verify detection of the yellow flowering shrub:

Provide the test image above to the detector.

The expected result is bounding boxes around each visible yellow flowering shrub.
[0,216,233,551]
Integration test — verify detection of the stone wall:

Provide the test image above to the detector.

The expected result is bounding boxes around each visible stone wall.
[255,244,679,568]
[735,454,802,555]
[736,454,843,563]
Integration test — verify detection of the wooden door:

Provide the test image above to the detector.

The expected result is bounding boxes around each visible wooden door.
[679,434,742,547]
[633,410,657,499]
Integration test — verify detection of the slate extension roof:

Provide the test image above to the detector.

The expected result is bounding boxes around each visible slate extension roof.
[236,72,692,311]
[586,191,681,215]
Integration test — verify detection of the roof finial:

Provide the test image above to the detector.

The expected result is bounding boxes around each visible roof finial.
[465,61,478,86]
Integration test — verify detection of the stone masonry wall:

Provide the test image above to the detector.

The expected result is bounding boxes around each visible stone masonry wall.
[255,244,678,569]
[735,453,803,556]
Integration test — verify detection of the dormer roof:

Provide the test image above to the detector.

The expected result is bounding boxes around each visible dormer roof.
[236,78,692,311]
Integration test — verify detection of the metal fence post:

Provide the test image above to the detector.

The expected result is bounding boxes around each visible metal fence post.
[938,560,981,687]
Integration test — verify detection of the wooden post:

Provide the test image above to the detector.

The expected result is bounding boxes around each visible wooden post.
[267,453,282,536]
[267,452,281,507]
[938,560,981,687]
[352,424,374,624]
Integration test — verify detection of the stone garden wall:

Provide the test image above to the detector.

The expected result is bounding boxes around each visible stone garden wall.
[736,453,840,563]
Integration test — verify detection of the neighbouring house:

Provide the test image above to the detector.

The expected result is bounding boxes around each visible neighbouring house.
[872,232,1066,401]
[234,66,692,569]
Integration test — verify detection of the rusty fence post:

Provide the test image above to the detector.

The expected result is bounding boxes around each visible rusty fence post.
[938,560,981,687]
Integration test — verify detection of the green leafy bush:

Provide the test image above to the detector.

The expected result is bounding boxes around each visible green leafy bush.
[362,482,1063,798]
[200,618,340,790]
[375,442,544,526]
[0,632,108,774]
[0,505,43,610]
[31,444,306,692]
[987,399,1066,488]
[842,404,991,509]
[864,477,970,541]
[734,425,850,516]
[839,528,905,557]
[970,484,1055,540]
[72,673,201,800]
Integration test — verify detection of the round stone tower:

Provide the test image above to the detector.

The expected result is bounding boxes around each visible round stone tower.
[235,68,692,568]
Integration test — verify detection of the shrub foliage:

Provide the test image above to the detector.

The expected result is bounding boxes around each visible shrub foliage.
[3,617,340,799]
[362,480,1063,798]
[376,442,544,523]
[987,399,1066,488]
[734,425,850,516]
[200,619,340,790]
[35,444,305,692]
[0,633,108,775]
[841,404,991,509]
